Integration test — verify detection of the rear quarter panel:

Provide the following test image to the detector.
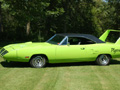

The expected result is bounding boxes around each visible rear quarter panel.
[88,43,120,59]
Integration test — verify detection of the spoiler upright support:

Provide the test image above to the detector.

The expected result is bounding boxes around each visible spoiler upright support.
[99,29,120,43]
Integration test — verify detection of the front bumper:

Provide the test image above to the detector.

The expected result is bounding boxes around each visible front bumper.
[0,55,6,61]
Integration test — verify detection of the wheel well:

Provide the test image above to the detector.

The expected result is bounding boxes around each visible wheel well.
[97,54,112,59]
[30,54,49,63]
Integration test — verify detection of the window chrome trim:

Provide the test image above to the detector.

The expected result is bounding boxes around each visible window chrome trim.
[59,36,68,45]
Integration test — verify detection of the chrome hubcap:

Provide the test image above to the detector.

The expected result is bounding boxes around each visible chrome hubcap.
[32,56,45,67]
[99,55,109,65]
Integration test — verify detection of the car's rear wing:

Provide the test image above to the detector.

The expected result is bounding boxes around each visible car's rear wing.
[99,29,120,44]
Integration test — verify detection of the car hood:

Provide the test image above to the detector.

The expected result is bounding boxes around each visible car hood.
[4,42,52,50]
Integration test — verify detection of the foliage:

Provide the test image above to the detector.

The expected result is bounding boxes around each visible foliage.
[0,0,120,42]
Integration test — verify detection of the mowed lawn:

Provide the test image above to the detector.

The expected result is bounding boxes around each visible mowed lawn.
[0,57,120,90]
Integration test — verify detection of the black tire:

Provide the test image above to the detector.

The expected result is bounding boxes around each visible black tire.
[30,55,47,68]
[96,54,111,66]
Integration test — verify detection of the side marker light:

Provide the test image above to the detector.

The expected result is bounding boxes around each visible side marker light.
[25,56,29,58]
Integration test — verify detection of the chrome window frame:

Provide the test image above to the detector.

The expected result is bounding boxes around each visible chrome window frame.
[59,36,68,45]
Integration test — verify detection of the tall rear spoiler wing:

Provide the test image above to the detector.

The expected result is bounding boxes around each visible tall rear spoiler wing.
[99,29,120,44]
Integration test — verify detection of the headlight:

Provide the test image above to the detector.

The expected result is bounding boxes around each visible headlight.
[0,48,8,56]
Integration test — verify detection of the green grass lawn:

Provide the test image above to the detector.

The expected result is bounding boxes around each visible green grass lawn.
[0,57,120,90]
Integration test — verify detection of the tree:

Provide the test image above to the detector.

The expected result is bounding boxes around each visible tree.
[0,0,120,42]
[0,1,2,32]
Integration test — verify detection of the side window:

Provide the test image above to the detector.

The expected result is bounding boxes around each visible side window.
[68,38,79,45]
[68,37,95,45]
[80,38,95,44]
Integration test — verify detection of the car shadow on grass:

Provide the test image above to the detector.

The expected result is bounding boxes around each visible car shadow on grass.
[0,61,30,68]
[47,59,120,67]
[1,59,120,68]
[0,61,95,68]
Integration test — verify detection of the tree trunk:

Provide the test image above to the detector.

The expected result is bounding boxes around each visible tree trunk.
[0,2,3,32]
[26,21,30,35]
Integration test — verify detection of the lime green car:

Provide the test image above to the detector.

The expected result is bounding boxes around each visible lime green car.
[0,29,120,68]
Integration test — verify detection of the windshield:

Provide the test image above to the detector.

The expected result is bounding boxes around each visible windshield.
[47,35,65,45]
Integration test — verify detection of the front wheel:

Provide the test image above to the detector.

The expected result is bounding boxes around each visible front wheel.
[30,55,47,68]
[96,55,111,66]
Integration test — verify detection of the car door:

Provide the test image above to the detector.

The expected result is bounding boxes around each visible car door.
[55,45,87,63]
[55,37,96,63]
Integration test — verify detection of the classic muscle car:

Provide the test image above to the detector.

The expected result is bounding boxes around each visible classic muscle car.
[0,29,120,68]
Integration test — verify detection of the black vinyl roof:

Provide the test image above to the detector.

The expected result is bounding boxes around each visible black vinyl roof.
[57,33,104,43]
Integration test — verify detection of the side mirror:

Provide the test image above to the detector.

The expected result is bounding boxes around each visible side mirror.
[67,42,70,46]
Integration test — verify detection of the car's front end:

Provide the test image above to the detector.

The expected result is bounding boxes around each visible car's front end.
[0,45,17,62]
[0,48,8,57]
[0,41,56,63]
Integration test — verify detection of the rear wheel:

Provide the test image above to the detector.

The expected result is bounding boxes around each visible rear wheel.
[30,55,47,68]
[96,54,110,66]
